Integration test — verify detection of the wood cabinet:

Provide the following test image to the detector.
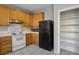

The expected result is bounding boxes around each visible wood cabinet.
[28,14,33,27]
[0,6,9,26]
[0,36,12,55]
[9,8,26,21]
[9,8,44,28]
[26,33,32,46]
[9,8,16,20]
[32,12,44,27]
[31,33,39,46]
[15,9,26,21]
[26,33,39,46]
[23,13,33,27]
[9,8,33,27]
[0,5,44,27]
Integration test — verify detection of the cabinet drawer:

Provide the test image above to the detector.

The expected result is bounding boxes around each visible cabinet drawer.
[0,36,12,54]
[0,36,12,42]
[0,47,12,54]
[1,40,12,45]
[1,44,12,49]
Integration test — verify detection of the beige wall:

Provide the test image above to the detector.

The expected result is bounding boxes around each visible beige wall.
[34,4,54,20]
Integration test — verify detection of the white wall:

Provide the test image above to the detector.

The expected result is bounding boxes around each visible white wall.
[54,4,79,54]
[0,26,9,34]
[34,5,54,20]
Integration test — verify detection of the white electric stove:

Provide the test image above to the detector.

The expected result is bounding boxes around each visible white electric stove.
[9,23,26,51]
[12,33,26,51]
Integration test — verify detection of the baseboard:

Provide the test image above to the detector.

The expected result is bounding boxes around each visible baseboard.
[54,50,60,55]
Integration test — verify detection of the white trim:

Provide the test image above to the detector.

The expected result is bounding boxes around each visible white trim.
[58,5,79,54]
[59,5,79,12]
[57,10,60,54]
[54,50,60,55]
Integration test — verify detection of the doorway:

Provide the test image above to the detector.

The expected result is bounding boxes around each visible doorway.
[60,7,79,54]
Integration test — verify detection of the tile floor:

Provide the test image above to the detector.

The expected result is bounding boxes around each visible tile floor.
[7,45,55,55]
[60,49,79,55]
[6,44,79,55]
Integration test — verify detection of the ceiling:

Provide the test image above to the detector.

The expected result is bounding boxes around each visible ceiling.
[6,4,52,13]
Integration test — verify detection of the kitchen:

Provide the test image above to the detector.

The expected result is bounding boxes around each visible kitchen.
[0,4,54,55]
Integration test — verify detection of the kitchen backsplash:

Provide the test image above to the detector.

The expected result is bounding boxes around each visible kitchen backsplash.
[0,26,8,32]
[0,25,32,34]
[22,27,32,32]
[0,26,10,34]
[8,24,22,33]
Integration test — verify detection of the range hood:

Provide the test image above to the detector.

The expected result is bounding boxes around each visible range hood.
[10,19,24,24]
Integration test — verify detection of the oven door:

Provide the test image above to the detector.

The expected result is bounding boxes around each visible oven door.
[12,34,26,51]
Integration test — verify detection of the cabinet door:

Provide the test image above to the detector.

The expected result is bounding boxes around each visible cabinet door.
[33,12,44,27]
[0,6,9,26]
[28,14,33,27]
[9,8,16,20]
[15,9,25,21]
[26,33,32,46]
[0,48,11,55]
[32,33,39,46]
[24,13,33,27]
[9,8,26,22]
[23,13,29,26]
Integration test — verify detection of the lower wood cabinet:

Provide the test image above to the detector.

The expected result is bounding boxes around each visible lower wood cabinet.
[0,36,12,55]
[31,33,39,46]
[26,33,32,46]
[26,33,39,46]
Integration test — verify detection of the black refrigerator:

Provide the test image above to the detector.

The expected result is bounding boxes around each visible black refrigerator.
[39,20,54,51]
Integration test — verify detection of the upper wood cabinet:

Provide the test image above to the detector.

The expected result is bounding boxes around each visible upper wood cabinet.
[32,12,44,27]
[9,8,16,20]
[15,9,26,21]
[9,8,26,21]
[0,6,9,26]
[9,8,32,27]
[23,13,33,27]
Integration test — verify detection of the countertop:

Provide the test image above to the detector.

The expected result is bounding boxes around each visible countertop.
[0,31,39,37]
[0,31,12,37]
[22,31,39,34]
